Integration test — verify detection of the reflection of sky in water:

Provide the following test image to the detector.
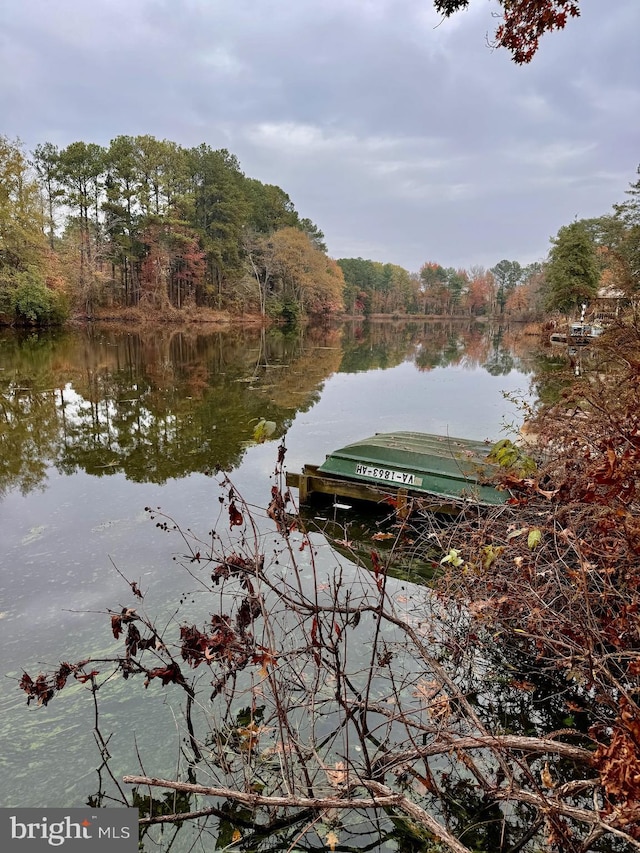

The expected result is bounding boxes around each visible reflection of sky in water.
[284,360,532,473]
[58,382,174,448]
[0,339,533,809]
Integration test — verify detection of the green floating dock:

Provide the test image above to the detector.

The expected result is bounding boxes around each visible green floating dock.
[286,431,508,513]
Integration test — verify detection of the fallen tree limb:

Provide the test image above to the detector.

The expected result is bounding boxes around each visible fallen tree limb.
[374,733,595,768]
[492,787,640,849]
[122,774,404,809]
[123,774,474,853]
[362,780,474,853]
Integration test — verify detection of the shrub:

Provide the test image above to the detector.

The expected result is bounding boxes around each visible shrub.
[11,272,68,325]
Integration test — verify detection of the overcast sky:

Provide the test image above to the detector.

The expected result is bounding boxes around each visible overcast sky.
[1,0,638,273]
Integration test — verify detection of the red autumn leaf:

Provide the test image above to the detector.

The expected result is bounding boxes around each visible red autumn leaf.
[229,500,243,528]
[236,595,261,631]
[20,669,70,705]
[144,663,183,687]
[180,625,212,667]
[32,675,54,706]
[74,670,99,684]
[19,672,34,693]
[126,623,141,656]
[53,663,75,690]
[371,550,384,590]
[371,550,381,575]
[111,615,123,639]
[252,648,278,676]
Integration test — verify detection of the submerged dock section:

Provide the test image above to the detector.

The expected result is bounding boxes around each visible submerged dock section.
[286,431,508,514]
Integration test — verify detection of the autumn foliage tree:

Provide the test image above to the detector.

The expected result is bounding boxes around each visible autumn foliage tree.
[9,134,338,323]
[138,221,207,310]
[612,165,640,298]
[419,261,450,314]
[0,137,67,324]
[246,227,344,321]
[434,0,581,64]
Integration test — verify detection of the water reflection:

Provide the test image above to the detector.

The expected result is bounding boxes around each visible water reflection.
[0,325,339,495]
[0,320,541,499]
[0,319,549,828]
[338,320,533,376]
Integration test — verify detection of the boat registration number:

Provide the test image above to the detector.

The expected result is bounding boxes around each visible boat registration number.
[355,464,422,487]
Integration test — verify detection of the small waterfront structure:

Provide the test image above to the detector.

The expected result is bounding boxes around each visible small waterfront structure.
[549,321,604,346]
[549,302,605,346]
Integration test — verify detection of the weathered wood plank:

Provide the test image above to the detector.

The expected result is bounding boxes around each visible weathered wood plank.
[287,465,462,515]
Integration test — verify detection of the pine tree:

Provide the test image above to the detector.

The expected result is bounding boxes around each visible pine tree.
[545,221,599,314]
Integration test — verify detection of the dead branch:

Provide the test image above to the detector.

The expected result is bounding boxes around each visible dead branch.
[122,773,404,809]
[123,774,475,853]
[362,780,474,853]
[492,787,640,849]
[374,733,594,768]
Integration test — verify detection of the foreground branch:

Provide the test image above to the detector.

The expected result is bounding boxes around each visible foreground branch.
[123,774,403,810]
[493,788,640,850]
[123,774,474,853]
[362,780,474,853]
[371,733,594,770]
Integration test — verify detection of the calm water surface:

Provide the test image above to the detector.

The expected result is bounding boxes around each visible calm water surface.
[0,320,538,815]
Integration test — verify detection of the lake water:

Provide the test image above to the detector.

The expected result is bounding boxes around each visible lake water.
[0,320,539,830]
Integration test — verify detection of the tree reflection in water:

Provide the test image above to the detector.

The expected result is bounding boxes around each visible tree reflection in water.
[0,320,541,497]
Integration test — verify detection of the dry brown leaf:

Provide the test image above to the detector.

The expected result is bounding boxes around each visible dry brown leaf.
[412,679,440,701]
[430,693,451,723]
[325,760,347,787]
[541,761,555,789]
[326,830,339,851]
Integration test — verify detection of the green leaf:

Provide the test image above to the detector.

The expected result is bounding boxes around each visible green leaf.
[252,418,276,443]
[506,527,528,541]
[481,544,502,569]
[488,438,537,476]
[527,529,542,549]
[440,548,464,567]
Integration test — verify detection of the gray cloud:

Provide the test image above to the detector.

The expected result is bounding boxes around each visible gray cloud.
[1,0,638,272]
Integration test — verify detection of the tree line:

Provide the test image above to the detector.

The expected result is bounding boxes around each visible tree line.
[338,175,640,325]
[0,134,343,324]
[338,256,546,318]
[1,133,638,325]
